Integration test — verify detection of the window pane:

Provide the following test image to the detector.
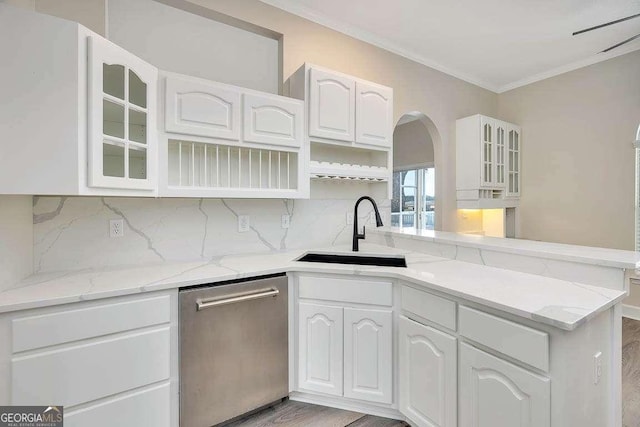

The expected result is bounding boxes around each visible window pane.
[402,187,415,212]
[103,142,125,177]
[129,147,147,179]
[402,170,416,186]
[129,109,147,144]
[103,64,125,99]
[103,99,125,139]
[129,70,147,108]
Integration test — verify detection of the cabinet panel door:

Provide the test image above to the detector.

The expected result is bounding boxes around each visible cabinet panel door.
[506,125,521,197]
[309,68,355,142]
[355,81,393,148]
[165,75,241,141]
[88,36,157,191]
[344,308,392,404]
[479,116,494,188]
[399,316,456,427]
[243,93,303,148]
[298,303,343,396]
[459,343,550,427]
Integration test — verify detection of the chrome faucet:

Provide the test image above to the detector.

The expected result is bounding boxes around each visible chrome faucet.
[352,196,384,252]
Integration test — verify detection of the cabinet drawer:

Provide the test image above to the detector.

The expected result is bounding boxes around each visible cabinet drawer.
[459,306,549,371]
[243,93,304,148]
[65,383,171,427]
[298,275,392,306]
[401,285,456,330]
[12,294,170,352]
[12,327,170,407]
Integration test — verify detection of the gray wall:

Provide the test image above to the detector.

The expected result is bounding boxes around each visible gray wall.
[499,51,640,250]
[108,0,280,94]
[393,120,434,170]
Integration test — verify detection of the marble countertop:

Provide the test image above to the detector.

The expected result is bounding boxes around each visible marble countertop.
[369,227,640,269]
[0,243,626,331]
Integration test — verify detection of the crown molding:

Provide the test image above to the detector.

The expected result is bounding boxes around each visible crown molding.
[261,0,640,95]
[497,43,640,93]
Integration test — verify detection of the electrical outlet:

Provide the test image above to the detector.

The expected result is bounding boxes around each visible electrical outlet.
[593,351,602,384]
[281,214,290,229]
[238,215,250,233]
[109,219,124,238]
[346,212,354,225]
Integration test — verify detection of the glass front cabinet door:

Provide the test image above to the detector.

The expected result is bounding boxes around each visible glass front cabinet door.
[507,125,521,197]
[88,36,158,190]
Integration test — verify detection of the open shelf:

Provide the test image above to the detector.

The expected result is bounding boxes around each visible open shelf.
[168,140,298,190]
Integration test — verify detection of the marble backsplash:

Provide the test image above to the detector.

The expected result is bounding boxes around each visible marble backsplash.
[33,196,390,273]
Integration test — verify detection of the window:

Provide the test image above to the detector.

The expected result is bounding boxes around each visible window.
[391,168,435,229]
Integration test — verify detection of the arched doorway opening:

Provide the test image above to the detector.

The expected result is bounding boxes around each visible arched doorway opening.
[391,112,443,230]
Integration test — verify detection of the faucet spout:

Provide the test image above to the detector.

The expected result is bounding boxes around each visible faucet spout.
[352,196,384,252]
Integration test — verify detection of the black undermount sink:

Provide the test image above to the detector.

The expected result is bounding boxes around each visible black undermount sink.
[297,252,407,268]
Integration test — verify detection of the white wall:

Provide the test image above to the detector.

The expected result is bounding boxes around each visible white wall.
[0,196,32,290]
[108,0,280,94]
[498,51,640,250]
[393,119,434,170]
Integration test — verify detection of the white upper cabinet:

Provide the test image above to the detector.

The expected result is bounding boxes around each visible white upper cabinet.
[459,343,550,427]
[160,73,307,199]
[456,114,522,208]
[88,36,157,191]
[343,308,392,404]
[355,81,393,148]
[165,75,241,141]
[0,5,158,196]
[243,93,304,148]
[399,316,457,427]
[308,68,355,142]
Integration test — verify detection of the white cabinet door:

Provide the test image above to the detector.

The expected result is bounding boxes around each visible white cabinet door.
[459,343,550,427]
[165,75,241,141]
[355,81,393,148]
[507,125,521,198]
[308,68,355,142]
[298,303,343,396]
[495,121,507,188]
[243,93,304,148]
[399,316,457,427]
[88,36,157,190]
[479,116,494,188]
[344,308,392,404]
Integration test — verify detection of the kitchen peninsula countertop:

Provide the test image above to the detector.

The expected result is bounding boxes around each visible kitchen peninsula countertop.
[0,243,626,331]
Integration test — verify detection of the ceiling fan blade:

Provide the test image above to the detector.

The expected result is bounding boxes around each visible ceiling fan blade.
[573,13,640,36]
[601,33,640,52]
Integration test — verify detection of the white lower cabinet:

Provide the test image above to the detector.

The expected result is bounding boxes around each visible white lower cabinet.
[5,291,177,427]
[298,302,344,396]
[399,315,457,427]
[344,308,393,404]
[458,343,550,427]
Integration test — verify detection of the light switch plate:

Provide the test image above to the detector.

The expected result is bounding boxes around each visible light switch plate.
[346,212,354,225]
[238,215,250,233]
[281,215,290,229]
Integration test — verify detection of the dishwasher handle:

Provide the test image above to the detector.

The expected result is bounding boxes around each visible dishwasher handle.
[196,288,279,311]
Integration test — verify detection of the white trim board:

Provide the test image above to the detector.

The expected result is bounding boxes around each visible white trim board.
[260,0,640,94]
[623,304,640,321]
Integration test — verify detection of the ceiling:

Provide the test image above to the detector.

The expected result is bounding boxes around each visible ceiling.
[260,0,640,92]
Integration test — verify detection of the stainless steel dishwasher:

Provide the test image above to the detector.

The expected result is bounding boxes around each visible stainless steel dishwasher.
[179,274,288,427]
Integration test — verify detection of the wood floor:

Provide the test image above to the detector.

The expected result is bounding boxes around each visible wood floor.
[227,318,640,427]
[224,400,407,427]
[623,317,640,427]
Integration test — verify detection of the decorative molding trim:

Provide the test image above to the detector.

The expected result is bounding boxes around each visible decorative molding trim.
[260,0,640,94]
[623,304,640,321]
[258,0,500,92]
